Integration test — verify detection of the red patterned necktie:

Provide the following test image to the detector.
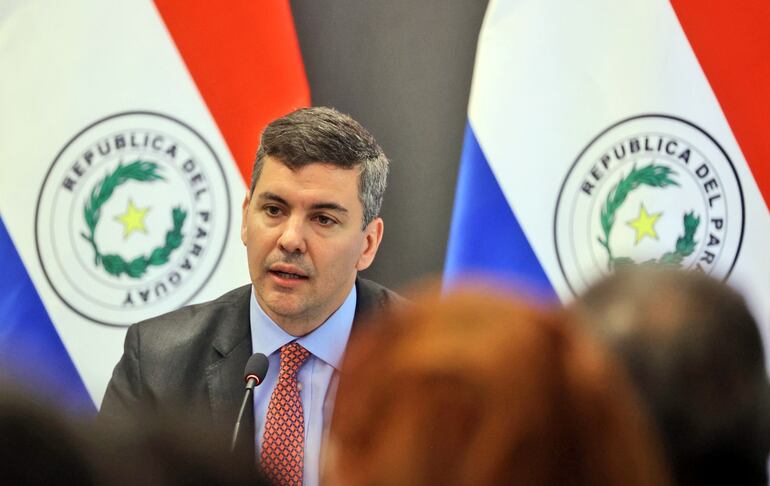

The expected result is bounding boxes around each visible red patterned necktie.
[261,342,310,486]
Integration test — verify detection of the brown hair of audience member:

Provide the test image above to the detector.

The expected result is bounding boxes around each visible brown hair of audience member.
[570,267,770,486]
[324,285,671,486]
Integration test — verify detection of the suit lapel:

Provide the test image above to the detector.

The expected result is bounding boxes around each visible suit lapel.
[204,285,255,454]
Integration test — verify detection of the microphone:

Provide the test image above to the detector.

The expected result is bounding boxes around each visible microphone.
[244,353,269,390]
[230,353,269,452]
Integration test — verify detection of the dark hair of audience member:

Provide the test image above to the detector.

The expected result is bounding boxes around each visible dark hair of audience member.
[0,384,268,486]
[571,267,770,486]
[324,286,671,486]
[0,386,98,485]
[93,412,269,486]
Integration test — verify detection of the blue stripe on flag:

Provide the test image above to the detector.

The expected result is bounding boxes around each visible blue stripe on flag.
[0,217,94,413]
[444,123,556,299]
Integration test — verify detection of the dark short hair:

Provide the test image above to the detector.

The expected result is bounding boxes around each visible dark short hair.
[572,268,770,486]
[250,107,389,229]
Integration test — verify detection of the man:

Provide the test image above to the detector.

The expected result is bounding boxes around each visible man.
[100,107,404,486]
[570,267,770,486]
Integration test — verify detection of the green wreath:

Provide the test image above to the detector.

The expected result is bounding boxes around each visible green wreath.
[597,163,700,270]
[80,160,187,279]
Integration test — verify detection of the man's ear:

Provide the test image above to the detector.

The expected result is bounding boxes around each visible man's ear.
[356,217,384,271]
[240,193,251,246]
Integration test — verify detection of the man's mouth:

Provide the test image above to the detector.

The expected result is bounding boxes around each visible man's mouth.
[270,270,308,280]
[267,262,310,282]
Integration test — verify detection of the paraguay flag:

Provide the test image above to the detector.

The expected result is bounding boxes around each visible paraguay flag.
[0,0,309,412]
[445,0,770,341]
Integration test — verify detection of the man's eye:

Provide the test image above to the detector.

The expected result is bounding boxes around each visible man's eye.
[315,215,335,226]
[264,206,282,216]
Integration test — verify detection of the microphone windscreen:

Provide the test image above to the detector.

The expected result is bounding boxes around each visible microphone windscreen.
[244,353,269,384]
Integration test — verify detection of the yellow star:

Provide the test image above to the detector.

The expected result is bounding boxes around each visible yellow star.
[626,203,662,244]
[114,200,149,238]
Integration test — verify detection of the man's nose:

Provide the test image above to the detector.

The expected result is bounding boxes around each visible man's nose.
[277,216,308,254]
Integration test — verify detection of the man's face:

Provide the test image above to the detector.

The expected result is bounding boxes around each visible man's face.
[241,156,383,335]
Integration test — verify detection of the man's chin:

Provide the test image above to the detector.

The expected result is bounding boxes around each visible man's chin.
[260,293,306,320]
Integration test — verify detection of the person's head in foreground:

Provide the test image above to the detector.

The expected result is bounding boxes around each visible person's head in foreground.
[0,385,266,486]
[570,267,770,486]
[324,286,671,485]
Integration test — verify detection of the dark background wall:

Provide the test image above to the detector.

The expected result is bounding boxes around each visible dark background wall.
[290,0,489,291]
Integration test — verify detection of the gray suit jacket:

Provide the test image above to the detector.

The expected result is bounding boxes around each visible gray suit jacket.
[99,277,403,454]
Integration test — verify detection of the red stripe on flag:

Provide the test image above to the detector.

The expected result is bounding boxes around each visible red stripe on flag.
[671,1,770,211]
[153,0,310,185]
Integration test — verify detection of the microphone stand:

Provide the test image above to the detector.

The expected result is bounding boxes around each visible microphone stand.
[230,378,258,452]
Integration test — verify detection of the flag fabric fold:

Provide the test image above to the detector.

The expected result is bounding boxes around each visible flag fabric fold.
[444,123,555,299]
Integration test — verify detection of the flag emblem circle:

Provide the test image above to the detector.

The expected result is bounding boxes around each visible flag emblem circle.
[35,111,231,326]
[554,114,745,296]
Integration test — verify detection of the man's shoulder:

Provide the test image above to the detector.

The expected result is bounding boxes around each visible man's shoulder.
[355,277,407,314]
[100,284,253,423]
[129,284,251,345]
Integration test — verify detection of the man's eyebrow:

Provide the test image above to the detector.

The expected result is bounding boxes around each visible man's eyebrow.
[256,192,289,206]
[310,202,348,213]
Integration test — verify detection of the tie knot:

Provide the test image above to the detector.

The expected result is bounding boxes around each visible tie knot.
[279,342,310,377]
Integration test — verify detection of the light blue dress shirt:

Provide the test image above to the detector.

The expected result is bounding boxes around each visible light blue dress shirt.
[249,284,356,486]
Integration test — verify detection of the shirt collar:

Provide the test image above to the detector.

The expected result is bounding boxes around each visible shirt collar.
[249,283,357,370]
